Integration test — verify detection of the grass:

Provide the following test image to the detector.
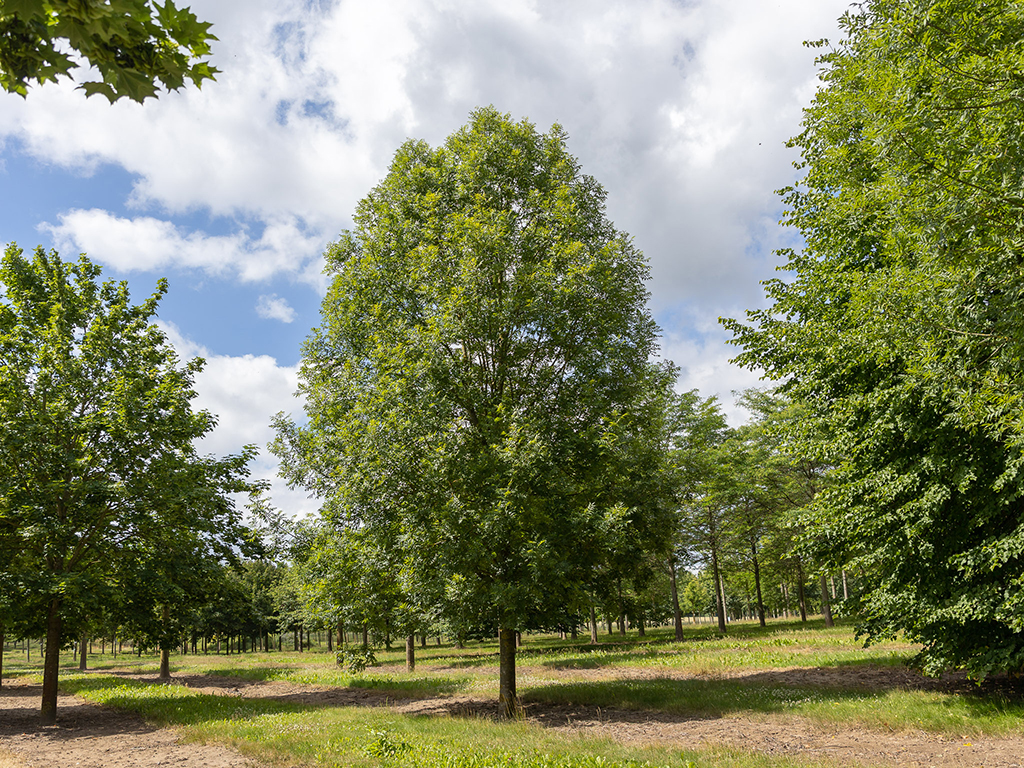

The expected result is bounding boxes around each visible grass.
[4,617,1024,766]
[51,673,816,768]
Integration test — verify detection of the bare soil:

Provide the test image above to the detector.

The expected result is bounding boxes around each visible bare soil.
[2,665,1024,768]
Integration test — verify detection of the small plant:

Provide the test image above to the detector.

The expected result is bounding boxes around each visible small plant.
[364,727,411,760]
[337,647,377,672]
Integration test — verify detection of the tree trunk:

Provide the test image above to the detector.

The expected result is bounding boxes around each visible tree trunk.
[327,627,333,652]
[0,623,5,690]
[669,557,684,641]
[820,572,834,627]
[498,627,518,719]
[420,634,427,648]
[637,616,645,637]
[406,634,415,672]
[842,570,849,600]
[79,633,88,671]
[41,597,62,725]
[796,561,808,622]
[159,605,171,680]
[751,539,766,628]
[589,605,598,644]
[711,547,727,634]
[362,622,369,650]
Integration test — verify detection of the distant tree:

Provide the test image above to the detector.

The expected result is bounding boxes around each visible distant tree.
[0,245,254,723]
[274,107,668,717]
[724,0,1024,676]
[671,393,733,634]
[0,0,218,102]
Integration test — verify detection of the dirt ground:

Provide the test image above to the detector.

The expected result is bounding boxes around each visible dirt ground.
[2,666,1024,768]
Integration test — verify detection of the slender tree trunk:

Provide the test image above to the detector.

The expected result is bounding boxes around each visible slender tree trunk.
[589,606,598,644]
[669,557,684,641]
[420,633,427,648]
[711,547,727,634]
[498,627,518,719]
[842,570,849,600]
[796,560,808,622]
[820,573,834,627]
[79,633,88,671]
[362,622,368,650]
[159,606,171,680]
[327,627,333,652]
[751,539,766,628]
[41,597,62,725]
[406,634,415,672]
[0,623,5,690]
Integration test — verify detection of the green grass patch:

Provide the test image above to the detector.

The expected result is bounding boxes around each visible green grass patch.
[523,676,1024,736]
[58,674,825,768]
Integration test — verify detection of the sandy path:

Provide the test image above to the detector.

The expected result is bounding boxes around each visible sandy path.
[0,682,253,768]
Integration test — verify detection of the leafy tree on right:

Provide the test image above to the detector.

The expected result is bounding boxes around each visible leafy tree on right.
[724,0,1024,678]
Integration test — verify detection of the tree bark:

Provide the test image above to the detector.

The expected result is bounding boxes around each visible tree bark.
[406,634,415,672]
[669,557,684,641]
[79,633,88,671]
[498,627,518,719]
[589,605,598,644]
[796,560,808,622]
[820,572,834,627]
[751,540,766,628]
[0,623,5,689]
[159,605,171,680]
[711,547,727,634]
[41,597,62,725]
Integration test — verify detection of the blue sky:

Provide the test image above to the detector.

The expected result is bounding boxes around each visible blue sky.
[0,0,849,516]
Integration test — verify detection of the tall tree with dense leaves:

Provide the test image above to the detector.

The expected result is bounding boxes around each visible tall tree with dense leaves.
[725,0,1024,677]
[0,0,217,102]
[274,107,667,716]
[0,245,254,723]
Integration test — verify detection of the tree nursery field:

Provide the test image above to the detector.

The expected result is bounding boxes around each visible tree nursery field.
[3,619,1024,768]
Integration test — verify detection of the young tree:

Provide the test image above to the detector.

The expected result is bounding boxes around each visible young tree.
[274,107,667,716]
[725,0,1024,676]
[0,0,218,102]
[0,246,254,723]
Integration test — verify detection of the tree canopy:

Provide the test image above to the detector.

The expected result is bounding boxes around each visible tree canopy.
[725,0,1024,677]
[0,0,217,102]
[274,106,673,715]
[0,245,256,722]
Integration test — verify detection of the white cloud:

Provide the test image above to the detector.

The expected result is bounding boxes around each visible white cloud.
[256,294,297,323]
[42,209,325,282]
[158,321,318,517]
[1,0,851,426]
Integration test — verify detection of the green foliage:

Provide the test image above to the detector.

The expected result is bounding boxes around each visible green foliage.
[274,107,670,643]
[0,245,255,718]
[0,0,218,102]
[337,647,377,673]
[724,0,1024,677]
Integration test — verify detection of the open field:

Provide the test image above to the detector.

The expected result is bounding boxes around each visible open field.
[3,618,1024,767]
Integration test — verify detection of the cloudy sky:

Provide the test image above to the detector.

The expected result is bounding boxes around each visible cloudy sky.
[0,0,849,517]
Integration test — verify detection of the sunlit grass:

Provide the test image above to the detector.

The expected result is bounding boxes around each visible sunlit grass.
[56,674,827,768]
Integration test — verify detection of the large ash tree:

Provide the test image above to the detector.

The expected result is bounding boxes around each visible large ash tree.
[274,107,667,716]
[0,245,255,723]
[725,0,1024,677]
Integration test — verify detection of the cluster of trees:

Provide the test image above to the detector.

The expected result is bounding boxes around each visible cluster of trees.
[267,107,857,717]
[725,0,1024,678]
[5,0,1024,727]
[0,246,259,723]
